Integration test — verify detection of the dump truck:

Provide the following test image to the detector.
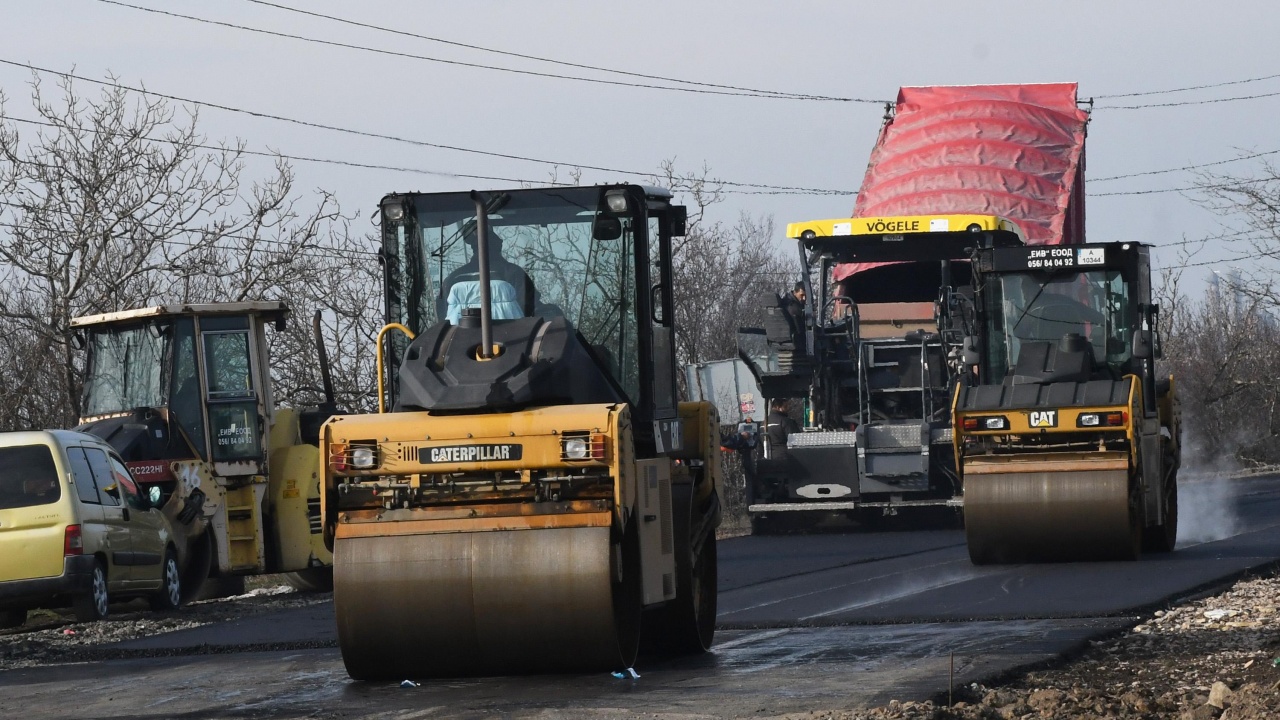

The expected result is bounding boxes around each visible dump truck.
[743,215,1023,531]
[740,83,1090,532]
[70,302,334,595]
[319,185,722,679]
[953,241,1180,563]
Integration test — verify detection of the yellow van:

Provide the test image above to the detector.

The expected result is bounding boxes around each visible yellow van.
[0,430,182,627]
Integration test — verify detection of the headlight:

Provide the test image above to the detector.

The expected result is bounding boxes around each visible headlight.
[350,445,377,469]
[1078,413,1101,427]
[562,437,589,460]
[984,416,1007,430]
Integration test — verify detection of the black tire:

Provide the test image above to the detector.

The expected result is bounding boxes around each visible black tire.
[642,488,718,656]
[193,574,246,601]
[149,549,182,611]
[1143,470,1179,554]
[73,561,109,622]
[284,566,334,593]
[179,529,215,603]
[0,609,26,629]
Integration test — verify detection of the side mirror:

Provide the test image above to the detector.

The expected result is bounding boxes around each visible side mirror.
[669,205,688,237]
[148,485,162,508]
[962,335,980,366]
[1132,329,1154,360]
[592,216,622,241]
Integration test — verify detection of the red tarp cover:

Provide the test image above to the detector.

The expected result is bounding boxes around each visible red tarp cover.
[836,83,1088,281]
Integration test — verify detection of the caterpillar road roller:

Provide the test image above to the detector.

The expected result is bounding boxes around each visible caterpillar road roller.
[953,241,1180,564]
[320,185,722,679]
[69,303,335,597]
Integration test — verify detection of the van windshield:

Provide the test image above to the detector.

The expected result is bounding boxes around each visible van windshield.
[0,445,61,509]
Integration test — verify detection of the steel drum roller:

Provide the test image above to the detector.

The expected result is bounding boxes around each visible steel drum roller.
[964,453,1139,564]
[335,526,640,679]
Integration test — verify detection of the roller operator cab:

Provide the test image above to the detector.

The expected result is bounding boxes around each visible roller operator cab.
[740,214,1023,532]
[70,303,334,596]
[320,185,723,680]
[953,242,1181,564]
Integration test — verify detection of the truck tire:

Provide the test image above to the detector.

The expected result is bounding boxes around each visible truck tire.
[284,566,334,593]
[73,561,109,622]
[0,609,26,629]
[641,487,717,656]
[1142,469,1178,553]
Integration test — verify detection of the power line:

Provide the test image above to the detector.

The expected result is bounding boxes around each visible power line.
[3,115,566,188]
[1095,89,1280,110]
[1093,73,1280,100]
[1091,148,1280,182]
[0,199,377,261]
[0,57,850,195]
[1090,177,1273,197]
[242,0,860,103]
[96,0,881,104]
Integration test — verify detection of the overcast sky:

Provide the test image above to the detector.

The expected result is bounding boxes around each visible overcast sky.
[4,0,1279,290]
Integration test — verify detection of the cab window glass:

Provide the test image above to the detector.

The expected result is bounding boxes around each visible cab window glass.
[204,331,254,398]
[108,456,147,511]
[66,447,101,505]
[0,445,60,509]
[82,448,121,507]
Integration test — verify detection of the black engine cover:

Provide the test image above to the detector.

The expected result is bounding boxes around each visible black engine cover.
[395,316,624,413]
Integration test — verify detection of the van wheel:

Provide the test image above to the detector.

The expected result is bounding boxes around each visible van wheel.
[0,609,26,629]
[149,549,182,611]
[73,561,109,622]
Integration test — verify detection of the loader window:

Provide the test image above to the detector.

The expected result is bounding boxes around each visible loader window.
[987,270,1135,378]
[83,325,167,416]
[203,327,263,462]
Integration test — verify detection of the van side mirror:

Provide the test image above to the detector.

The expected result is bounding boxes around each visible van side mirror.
[962,335,980,366]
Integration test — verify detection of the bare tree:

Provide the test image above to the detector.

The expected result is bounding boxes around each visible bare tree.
[651,161,794,368]
[0,74,379,429]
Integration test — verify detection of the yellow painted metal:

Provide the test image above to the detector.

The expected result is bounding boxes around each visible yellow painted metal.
[375,323,416,414]
[223,484,264,572]
[320,403,629,547]
[786,214,1024,241]
[675,401,724,505]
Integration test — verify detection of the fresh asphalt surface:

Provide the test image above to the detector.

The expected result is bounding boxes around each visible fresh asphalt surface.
[2,475,1277,719]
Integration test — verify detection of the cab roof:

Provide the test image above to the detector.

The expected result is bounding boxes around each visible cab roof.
[70,301,289,329]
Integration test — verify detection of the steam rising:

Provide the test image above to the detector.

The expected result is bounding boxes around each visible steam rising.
[1175,424,1243,547]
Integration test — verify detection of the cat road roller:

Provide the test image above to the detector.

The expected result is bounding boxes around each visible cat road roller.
[953,242,1180,564]
[319,185,722,679]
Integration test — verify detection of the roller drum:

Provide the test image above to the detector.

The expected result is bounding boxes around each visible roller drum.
[964,460,1139,564]
[334,526,640,679]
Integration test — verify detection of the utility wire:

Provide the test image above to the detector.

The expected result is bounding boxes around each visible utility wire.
[3,115,568,188]
[242,0,860,103]
[1094,73,1280,100]
[0,57,851,195]
[95,0,880,104]
[1092,148,1280,182]
[0,199,377,261]
[1095,89,1280,110]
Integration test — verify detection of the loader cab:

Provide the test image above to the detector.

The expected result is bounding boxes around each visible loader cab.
[970,243,1156,390]
[72,302,287,478]
[380,185,686,453]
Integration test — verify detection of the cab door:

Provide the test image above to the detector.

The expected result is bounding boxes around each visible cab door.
[81,448,133,587]
[199,316,267,475]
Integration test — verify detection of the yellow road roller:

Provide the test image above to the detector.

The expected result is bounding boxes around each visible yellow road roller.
[319,185,722,679]
[953,241,1180,564]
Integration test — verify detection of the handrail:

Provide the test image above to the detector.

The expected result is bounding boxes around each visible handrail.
[376,323,416,414]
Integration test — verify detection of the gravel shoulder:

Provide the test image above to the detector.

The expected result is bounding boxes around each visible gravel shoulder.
[776,569,1280,720]
[0,582,331,670]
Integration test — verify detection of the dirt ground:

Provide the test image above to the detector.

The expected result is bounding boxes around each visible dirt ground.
[774,569,1280,720]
